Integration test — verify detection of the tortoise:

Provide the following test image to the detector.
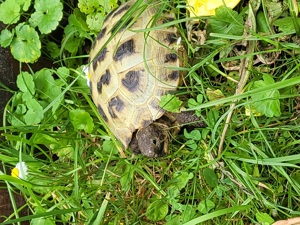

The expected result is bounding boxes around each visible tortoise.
[88,0,206,157]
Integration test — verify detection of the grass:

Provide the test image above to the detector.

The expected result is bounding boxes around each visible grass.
[0,0,300,224]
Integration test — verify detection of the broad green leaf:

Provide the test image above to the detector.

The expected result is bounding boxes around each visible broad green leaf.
[198,199,215,214]
[249,74,281,117]
[46,41,60,59]
[207,6,244,36]
[184,129,202,150]
[188,99,198,108]
[146,200,168,221]
[159,94,182,112]
[184,129,201,141]
[188,94,204,108]
[167,185,180,199]
[16,0,31,11]
[65,9,89,37]
[186,139,197,150]
[31,217,55,225]
[0,29,14,47]
[16,72,35,95]
[63,9,89,53]
[165,215,182,225]
[120,164,134,192]
[102,140,118,155]
[51,139,75,159]
[181,204,197,222]
[256,212,274,224]
[274,17,300,33]
[31,133,59,146]
[56,67,70,81]
[24,97,44,125]
[203,168,218,188]
[11,23,41,63]
[69,109,94,133]
[173,171,193,190]
[63,34,82,54]
[29,0,63,34]
[78,0,101,14]
[101,0,118,13]
[206,88,225,102]
[0,0,21,24]
[86,11,104,32]
[34,69,63,114]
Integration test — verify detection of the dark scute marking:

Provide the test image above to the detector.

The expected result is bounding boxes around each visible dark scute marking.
[149,98,163,111]
[164,53,178,63]
[92,47,108,71]
[89,81,93,93]
[108,96,124,118]
[168,71,179,81]
[114,39,134,61]
[104,7,118,23]
[121,70,141,92]
[165,33,177,45]
[97,70,111,94]
[97,104,108,122]
[111,19,132,34]
[113,3,131,18]
[96,27,107,42]
[162,17,175,25]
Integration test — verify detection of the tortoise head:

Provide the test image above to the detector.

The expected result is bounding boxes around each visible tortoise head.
[134,122,170,158]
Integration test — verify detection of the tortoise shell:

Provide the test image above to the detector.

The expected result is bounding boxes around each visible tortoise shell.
[89,0,184,150]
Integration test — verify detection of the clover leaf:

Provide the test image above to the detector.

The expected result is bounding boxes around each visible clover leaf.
[159,94,182,112]
[29,0,63,34]
[23,96,44,125]
[10,23,41,63]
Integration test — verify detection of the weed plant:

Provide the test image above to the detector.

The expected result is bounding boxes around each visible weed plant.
[0,0,300,224]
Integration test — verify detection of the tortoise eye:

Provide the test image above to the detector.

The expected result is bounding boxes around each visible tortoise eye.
[152,139,157,146]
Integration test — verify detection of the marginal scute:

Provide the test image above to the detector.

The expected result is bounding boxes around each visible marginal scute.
[165,33,178,45]
[104,7,118,23]
[168,71,179,81]
[113,39,135,61]
[113,3,131,18]
[97,70,111,94]
[97,104,108,122]
[164,53,178,63]
[111,18,132,34]
[92,47,108,71]
[162,17,175,25]
[108,96,124,118]
[96,27,107,42]
[89,81,93,93]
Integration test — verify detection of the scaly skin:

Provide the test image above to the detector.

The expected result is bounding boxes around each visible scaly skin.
[129,111,206,157]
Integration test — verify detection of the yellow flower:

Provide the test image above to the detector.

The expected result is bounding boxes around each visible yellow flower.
[11,162,28,179]
[187,0,241,16]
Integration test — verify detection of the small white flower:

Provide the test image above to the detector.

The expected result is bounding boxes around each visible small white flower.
[11,162,28,179]
[82,65,91,87]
